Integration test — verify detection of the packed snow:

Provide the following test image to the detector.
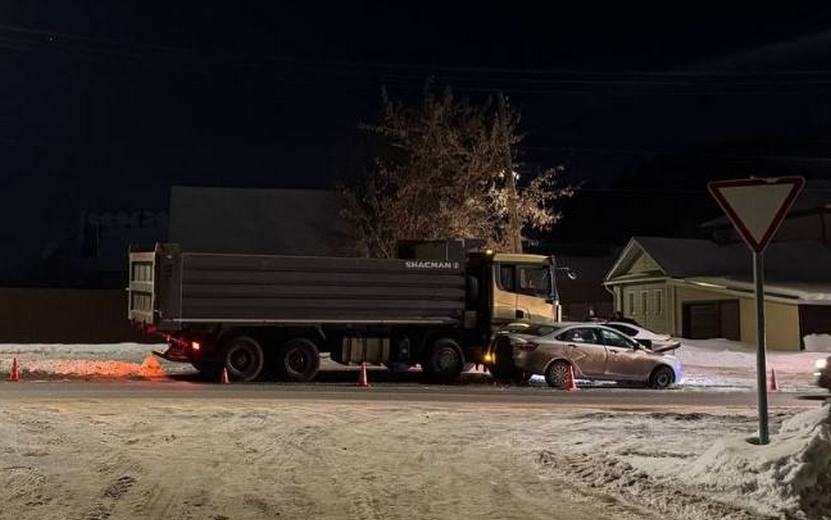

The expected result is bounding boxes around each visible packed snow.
[805,334,831,353]
[0,343,181,379]
[3,396,827,519]
[685,406,831,519]
[677,338,827,392]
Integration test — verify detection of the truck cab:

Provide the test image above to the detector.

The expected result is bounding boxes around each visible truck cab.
[490,253,560,327]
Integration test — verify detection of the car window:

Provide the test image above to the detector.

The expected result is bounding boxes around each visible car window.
[607,323,638,337]
[522,325,562,336]
[599,328,637,349]
[558,327,599,344]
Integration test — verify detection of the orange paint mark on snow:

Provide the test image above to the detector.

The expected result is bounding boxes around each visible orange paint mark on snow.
[16,354,168,379]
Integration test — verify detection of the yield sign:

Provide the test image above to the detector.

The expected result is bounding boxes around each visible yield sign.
[708,176,805,252]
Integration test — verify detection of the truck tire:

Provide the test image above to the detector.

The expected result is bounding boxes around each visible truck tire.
[422,338,464,383]
[221,335,265,382]
[275,338,320,382]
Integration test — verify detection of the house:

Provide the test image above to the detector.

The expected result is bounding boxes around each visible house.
[604,237,831,350]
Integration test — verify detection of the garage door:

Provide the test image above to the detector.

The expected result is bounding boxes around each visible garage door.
[682,300,740,340]
[799,305,831,338]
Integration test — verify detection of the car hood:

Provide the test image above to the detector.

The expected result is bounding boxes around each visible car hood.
[649,340,682,353]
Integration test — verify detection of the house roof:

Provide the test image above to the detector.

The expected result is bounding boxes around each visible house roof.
[606,237,831,289]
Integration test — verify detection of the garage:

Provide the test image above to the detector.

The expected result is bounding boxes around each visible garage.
[799,305,831,342]
[682,300,740,341]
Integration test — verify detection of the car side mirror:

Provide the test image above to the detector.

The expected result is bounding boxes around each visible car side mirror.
[636,339,652,349]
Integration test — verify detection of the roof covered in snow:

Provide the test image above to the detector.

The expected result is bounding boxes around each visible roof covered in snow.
[607,237,831,300]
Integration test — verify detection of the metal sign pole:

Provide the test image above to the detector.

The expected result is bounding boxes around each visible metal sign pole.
[753,251,770,445]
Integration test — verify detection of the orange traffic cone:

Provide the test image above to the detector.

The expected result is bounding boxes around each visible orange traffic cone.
[562,364,578,392]
[769,367,779,392]
[357,362,370,387]
[219,367,230,384]
[9,358,19,382]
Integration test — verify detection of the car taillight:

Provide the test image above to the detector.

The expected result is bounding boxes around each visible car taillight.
[517,341,539,352]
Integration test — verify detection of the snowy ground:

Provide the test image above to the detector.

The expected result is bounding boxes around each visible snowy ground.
[677,338,828,393]
[1,397,828,520]
[1,341,830,519]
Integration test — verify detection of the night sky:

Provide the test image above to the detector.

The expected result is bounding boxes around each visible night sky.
[3,2,831,276]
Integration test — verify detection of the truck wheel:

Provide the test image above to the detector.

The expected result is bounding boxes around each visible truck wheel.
[221,336,264,382]
[422,338,464,382]
[276,338,320,382]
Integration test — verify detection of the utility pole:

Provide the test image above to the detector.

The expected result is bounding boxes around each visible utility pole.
[498,94,522,254]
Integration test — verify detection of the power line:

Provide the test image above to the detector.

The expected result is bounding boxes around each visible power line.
[7,23,831,96]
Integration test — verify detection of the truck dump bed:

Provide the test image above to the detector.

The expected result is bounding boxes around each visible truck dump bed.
[129,244,466,328]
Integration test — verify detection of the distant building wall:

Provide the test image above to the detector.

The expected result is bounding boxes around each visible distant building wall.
[169,186,357,256]
[0,288,152,343]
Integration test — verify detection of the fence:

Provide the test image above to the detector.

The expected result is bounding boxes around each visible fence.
[0,288,151,343]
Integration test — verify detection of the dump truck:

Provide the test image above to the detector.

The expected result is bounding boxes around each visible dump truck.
[128,240,562,382]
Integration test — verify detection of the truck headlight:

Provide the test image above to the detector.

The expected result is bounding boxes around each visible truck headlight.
[816,358,828,371]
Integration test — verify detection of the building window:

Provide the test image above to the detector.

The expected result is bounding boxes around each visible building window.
[627,292,635,315]
[641,291,648,315]
[654,290,663,316]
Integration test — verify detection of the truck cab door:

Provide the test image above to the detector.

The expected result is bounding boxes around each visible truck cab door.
[492,263,519,326]
[514,264,557,324]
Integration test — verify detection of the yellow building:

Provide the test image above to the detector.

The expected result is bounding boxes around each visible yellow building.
[604,237,831,351]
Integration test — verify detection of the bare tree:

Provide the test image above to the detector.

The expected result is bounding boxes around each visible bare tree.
[341,84,574,257]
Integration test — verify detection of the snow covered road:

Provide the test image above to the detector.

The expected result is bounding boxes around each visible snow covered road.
[2,341,830,519]
[1,392,827,520]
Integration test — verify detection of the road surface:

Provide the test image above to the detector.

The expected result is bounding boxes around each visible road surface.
[2,376,827,520]
[1,377,823,409]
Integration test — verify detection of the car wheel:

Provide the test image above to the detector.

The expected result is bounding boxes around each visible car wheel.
[423,338,464,382]
[276,338,320,382]
[544,360,572,389]
[221,336,265,382]
[649,365,675,389]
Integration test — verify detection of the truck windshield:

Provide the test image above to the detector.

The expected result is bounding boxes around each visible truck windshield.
[516,265,552,298]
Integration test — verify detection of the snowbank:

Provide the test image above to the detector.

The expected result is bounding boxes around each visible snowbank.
[680,338,828,373]
[805,334,831,353]
[684,405,831,519]
[0,343,183,379]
